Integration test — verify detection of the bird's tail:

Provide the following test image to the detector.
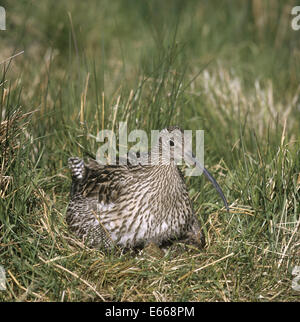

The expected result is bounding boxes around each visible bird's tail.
[68,157,85,180]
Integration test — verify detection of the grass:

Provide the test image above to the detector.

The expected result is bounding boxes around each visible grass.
[0,0,300,301]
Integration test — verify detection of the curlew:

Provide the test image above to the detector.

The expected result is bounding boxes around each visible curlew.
[66,126,229,250]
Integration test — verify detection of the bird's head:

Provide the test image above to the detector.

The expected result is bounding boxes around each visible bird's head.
[152,126,229,211]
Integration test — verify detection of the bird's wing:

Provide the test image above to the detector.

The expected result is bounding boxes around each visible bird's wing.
[86,158,130,204]
[69,157,137,205]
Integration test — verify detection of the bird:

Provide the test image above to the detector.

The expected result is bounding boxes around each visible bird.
[66,126,229,250]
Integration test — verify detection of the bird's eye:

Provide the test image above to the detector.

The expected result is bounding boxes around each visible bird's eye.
[169,140,174,146]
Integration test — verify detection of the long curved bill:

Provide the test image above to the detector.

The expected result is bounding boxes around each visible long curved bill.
[184,151,229,212]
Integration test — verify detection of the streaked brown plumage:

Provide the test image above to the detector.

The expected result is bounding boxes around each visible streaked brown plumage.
[66,126,229,250]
